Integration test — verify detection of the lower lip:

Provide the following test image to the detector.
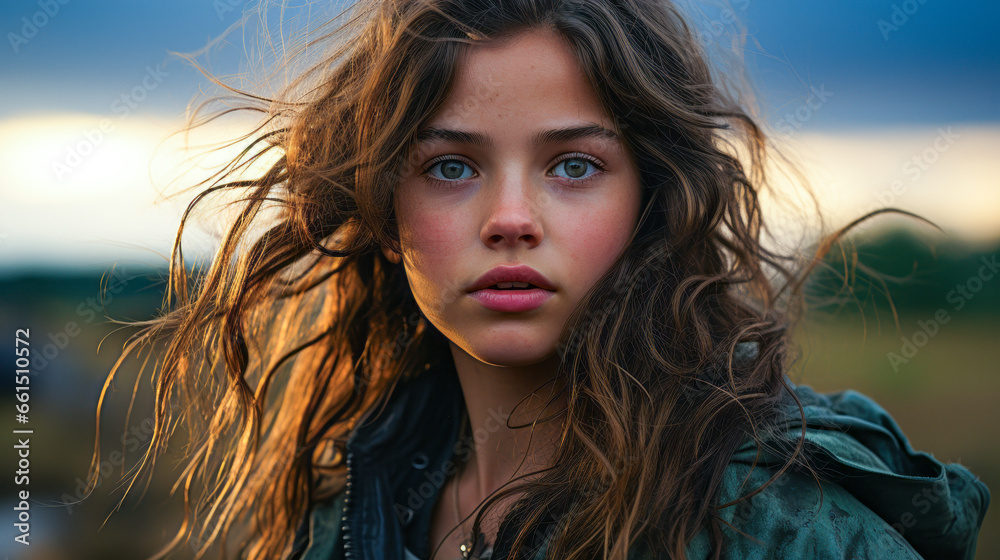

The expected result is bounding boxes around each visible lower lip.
[468,288,554,312]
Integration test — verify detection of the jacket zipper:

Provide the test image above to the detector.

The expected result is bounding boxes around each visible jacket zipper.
[341,450,354,558]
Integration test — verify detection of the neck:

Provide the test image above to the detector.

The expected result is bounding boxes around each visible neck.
[447,342,568,506]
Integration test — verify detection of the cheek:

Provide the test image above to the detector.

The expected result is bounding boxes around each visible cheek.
[561,197,638,285]
[400,206,461,267]
[397,198,468,303]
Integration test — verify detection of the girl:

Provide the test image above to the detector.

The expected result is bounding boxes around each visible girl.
[92,0,989,559]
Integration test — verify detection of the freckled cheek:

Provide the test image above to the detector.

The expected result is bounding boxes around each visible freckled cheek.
[400,209,466,277]
[400,210,474,324]
[561,203,635,287]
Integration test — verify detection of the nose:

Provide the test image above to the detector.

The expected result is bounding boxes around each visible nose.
[480,175,544,249]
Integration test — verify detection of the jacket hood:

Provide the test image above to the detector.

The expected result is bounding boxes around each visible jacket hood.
[720,379,991,559]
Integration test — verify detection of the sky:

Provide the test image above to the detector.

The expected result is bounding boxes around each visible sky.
[0,0,998,272]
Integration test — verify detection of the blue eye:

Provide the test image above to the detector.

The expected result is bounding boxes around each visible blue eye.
[426,159,476,181]
[551,157,599,180]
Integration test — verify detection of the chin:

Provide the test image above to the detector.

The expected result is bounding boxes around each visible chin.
[455,333,559,368]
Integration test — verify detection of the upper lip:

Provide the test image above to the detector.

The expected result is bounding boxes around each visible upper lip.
[467,264,556,292]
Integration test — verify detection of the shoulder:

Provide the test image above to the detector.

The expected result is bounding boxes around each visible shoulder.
[681,461,923,559]
[678,380,990,560]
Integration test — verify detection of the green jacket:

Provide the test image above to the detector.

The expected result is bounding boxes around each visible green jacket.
[290,359,990,559]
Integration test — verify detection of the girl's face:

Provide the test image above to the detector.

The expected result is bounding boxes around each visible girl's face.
[392,27,642,367]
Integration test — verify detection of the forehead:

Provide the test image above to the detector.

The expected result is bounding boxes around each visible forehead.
[419,27,615,140]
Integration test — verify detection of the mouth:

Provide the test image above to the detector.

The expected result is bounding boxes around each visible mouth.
[466,264,556,312]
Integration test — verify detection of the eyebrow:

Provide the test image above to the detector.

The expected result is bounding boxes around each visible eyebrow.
[414,123,620,148]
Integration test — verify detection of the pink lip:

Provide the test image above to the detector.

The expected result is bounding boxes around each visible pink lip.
[466,264,556,313]
[468,287,554,312]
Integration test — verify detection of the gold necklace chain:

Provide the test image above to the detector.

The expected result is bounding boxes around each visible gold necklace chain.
[452,464,479,558]
[450,413,492,559]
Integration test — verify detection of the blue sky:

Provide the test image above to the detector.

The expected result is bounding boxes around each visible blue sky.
[2,0,997,128]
